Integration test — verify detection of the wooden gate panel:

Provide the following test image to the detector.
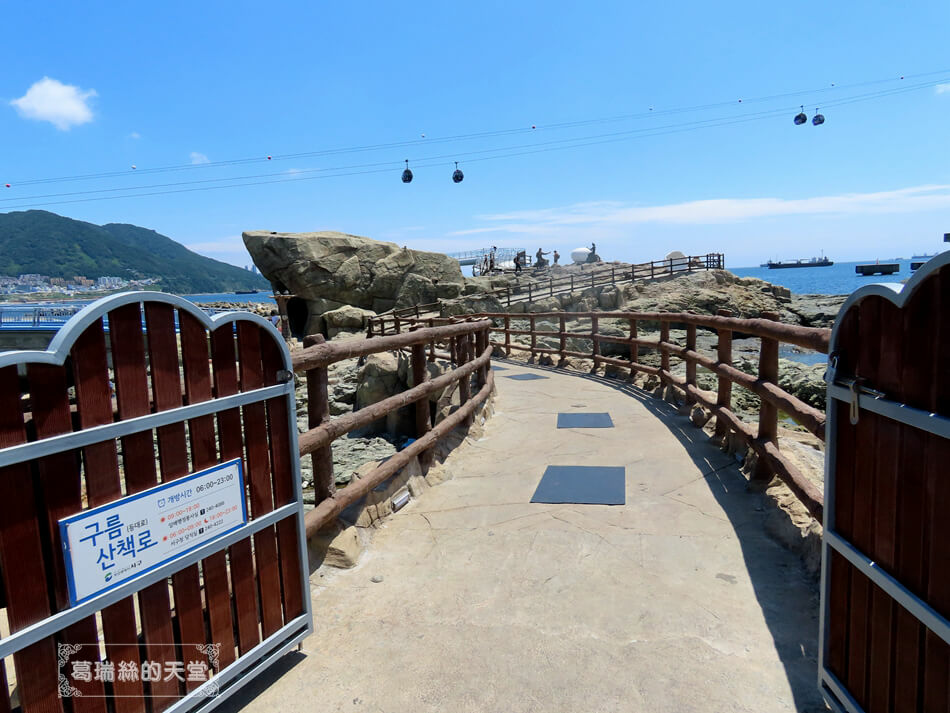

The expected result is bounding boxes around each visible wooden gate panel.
[236,323,284,638]
[27,362,109,709]
[143,303,211,696]
[822,260,950,713]
[0,366,61,713]
[109,304,179,706]
[180,313,237,673]
[71,320,148,711]
[923,271,950,710]
[0,294,311,713]
[260,334,304,621]
[209,324,261,657]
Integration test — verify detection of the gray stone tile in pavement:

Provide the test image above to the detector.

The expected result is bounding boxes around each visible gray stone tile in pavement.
[220,362,825,713]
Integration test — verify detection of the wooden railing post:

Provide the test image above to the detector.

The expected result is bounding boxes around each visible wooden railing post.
[754,311,781,481]
[591,272,595,288]
[410,329,430,441]
[506,287,511,308]
[528,283,533,302]
[529,315,537,362]
[458,332,471,407]
[685,322,697,405]
[611,268,615,284]
[628,317,638,380]
[558,314,567,367]
[659,320,670,384]
[504,315,511,356]
[650,262,655,279]
[570,275,574,292]
[475,327,489,387]
[714,308,733,441]
[428,319,436,362]
[590,315,600,373]
[275,295,291,339]
[550,278,554,297]
[367,318,375,339]
[394,315,401,334]
[449,335,458,364]
[303,334,335,502]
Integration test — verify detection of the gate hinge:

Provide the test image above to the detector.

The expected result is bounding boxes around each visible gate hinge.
[277,369,295,384]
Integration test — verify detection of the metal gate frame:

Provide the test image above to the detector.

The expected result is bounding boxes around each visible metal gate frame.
[0,292,312,713]
[819,254,950,712]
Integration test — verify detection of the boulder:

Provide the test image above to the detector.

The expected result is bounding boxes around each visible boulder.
[323,305,375,338]
[441,293,505,317]
[243,230,464,310]
[355,352,402,417]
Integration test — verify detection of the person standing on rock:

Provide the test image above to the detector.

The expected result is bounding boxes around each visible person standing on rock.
[553,250,560,265]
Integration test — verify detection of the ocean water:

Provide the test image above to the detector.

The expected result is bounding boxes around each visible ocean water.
[183,291,276,305]
[731,258,925,296]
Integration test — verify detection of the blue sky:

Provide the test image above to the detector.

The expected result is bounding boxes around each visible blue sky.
[1,1,948,269]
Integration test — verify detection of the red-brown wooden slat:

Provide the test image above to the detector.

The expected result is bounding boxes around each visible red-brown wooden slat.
[0,366,61,713]
[866,299,902,712]
[179,312,237,672]
[922,269,950,712]
[828,310,858,684]
[105,305,181,707]
[141,304,207,695]
[70,320,146,712]
[259,329,304,621]
[846,299,882,707]
[891,276,937,711]
[235,322,284,637]
[26,363,108,710]
[210,324,261,655]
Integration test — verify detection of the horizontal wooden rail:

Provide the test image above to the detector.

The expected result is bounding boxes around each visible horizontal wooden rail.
[294,320,493,518]
[294,319,492,370]
[304,369,495,537]
[298,345,491,456]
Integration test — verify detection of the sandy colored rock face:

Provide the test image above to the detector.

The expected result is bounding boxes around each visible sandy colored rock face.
[243,230,464,310]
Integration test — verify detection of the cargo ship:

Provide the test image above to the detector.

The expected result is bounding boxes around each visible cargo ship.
[764,255,833,269]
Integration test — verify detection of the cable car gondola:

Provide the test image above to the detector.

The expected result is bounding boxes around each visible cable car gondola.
[452,161,464,183]
[401,159,413,183]
[793,106,807,125]
[812,108,825,126]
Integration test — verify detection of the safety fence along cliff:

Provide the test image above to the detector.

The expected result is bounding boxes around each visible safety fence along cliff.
[367,253,726,332]
[291,319,494,539]
[372,309,830,521]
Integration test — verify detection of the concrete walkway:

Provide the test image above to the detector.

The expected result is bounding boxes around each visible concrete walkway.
[224,362,825,713]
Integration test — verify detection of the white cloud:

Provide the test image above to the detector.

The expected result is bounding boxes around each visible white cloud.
[936,83,950,95]
[190,152,210,165]
[453,185,950,236]
[129,131,141,139]
[10,77,97,130]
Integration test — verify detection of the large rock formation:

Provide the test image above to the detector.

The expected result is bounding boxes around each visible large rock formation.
[243,230,465,315]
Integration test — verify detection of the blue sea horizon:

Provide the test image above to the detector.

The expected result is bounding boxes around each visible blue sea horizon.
[730,258,927,296]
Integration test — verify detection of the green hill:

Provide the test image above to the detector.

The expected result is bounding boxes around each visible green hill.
[0,210,268,294]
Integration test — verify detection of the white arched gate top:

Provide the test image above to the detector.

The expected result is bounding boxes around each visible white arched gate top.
[0,292,311,713]
[820,254,950,713]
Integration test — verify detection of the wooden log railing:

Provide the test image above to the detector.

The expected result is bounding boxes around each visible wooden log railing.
[367,253,725,335]
[292,319,494,538]
[372,309,830,521]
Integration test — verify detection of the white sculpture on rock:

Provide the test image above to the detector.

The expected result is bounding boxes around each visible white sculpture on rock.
[571,247,591,264]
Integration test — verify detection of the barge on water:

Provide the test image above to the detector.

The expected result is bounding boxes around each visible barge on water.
[764,256,834,269]
[856,263,900,276]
